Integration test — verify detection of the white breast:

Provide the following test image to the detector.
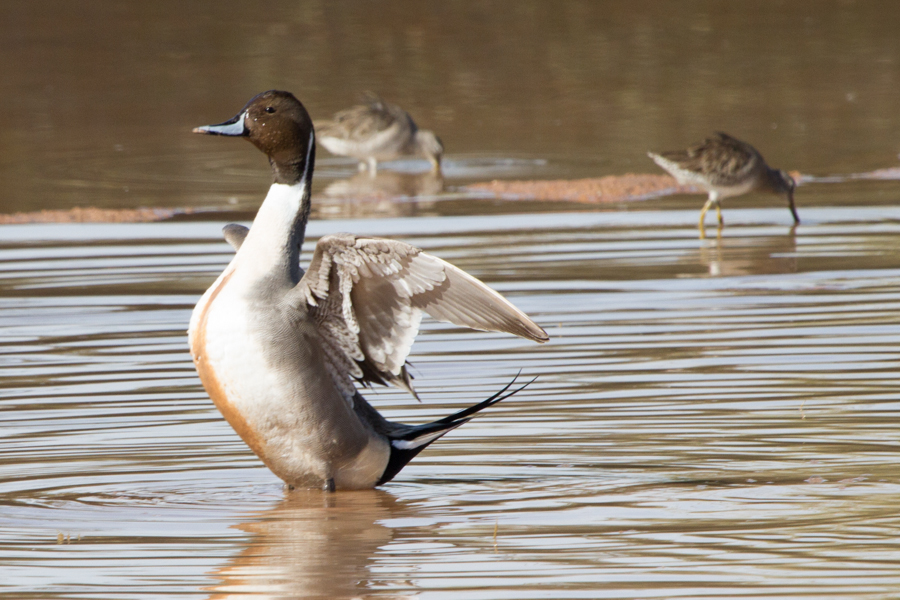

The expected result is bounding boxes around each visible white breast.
[190,273,334,483]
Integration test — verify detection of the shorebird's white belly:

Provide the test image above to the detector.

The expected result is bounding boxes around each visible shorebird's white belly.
[320,123,407,161]
[710,177,757,198]
[649,153,759,199]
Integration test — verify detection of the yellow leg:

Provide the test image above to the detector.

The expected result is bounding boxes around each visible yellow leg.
[698,197,716,239]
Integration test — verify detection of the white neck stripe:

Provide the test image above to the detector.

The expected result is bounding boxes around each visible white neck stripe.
[300,129,315,184]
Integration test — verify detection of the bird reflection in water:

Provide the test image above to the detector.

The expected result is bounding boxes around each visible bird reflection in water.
[323,169,444,200]
[313,169,444,220]
[699,227,798,278]
[205,490,416,600]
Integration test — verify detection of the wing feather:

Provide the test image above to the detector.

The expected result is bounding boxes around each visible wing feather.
[657,132,762,186]
[291,234,547,400]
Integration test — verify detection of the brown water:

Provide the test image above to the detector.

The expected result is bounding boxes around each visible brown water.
[3,2,900,599]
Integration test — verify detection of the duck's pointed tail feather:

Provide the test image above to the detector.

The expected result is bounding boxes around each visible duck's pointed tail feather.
[377,373,535,485]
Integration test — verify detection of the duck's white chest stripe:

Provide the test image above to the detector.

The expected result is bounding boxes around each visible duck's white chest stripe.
[230,130,313,275]
[234,181,306,271]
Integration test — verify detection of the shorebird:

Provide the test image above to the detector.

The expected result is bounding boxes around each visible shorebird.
[317,94,443,174]
[648,132,799,237]
[189,90,547,491]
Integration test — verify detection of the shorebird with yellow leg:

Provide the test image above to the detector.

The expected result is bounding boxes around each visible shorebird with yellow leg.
[189,90,547,492]
[648,132,799,238]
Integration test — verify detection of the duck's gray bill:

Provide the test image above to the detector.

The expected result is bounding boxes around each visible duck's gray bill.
[192,111,248,136]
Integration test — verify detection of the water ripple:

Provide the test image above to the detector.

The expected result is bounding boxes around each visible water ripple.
[2,209,900,598]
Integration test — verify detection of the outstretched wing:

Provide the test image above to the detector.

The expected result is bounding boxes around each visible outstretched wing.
[290,233,547,400]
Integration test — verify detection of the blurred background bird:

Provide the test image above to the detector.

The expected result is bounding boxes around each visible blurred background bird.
[649,132,798,237]
[317,93,443,175]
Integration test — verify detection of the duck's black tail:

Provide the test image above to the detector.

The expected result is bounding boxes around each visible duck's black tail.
[377,373,534,485]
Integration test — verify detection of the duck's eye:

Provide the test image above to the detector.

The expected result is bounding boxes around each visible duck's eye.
[264,106,276,114]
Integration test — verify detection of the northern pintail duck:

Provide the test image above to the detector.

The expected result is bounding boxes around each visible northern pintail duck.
[648,132,798,237]
[317,94,443,174]
[189,91,547,491]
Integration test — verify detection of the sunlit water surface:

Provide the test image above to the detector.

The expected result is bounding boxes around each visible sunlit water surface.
[2,201,900,599]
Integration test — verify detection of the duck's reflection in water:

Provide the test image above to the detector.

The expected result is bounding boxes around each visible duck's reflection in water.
[206,490,414,600]
[699,227,798,277]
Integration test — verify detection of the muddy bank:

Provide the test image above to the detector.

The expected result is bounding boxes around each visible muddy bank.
[0,170,819,223]
[467,173,697,203]
[0,206,201,224]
